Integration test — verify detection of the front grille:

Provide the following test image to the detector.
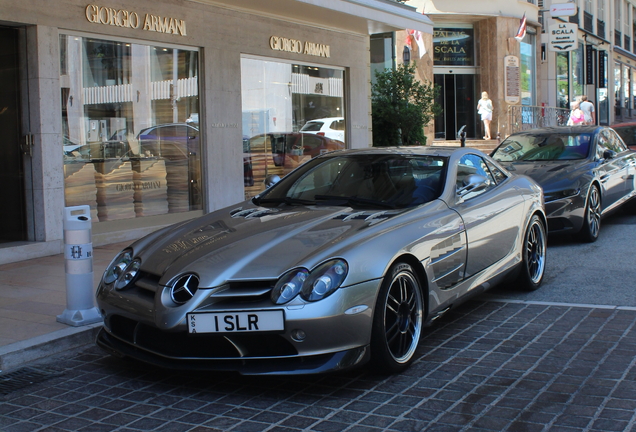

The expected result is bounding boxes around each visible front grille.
[108,315,298,358]
[128,271,161,301]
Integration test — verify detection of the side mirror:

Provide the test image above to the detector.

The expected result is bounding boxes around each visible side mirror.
[264,174,281,188]
[603,149,616,160]
[457,174,489,198]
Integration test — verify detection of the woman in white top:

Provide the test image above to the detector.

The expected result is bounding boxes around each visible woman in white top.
[477,91,493,140]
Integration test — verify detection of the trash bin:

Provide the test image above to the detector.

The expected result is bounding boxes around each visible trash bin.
[57,205,102,326]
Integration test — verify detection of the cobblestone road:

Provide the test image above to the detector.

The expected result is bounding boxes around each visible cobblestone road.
[2,300,636,432]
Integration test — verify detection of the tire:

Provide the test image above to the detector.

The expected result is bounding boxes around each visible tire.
[578,185,601,243]
[370,262,424,374]
[516,215,547,291]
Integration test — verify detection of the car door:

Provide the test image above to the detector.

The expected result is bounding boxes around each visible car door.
[450,154,526,278]
[595,129,629,210]
[606,129,636,199]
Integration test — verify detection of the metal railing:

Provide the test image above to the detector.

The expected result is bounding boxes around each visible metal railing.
[505,105,571,136]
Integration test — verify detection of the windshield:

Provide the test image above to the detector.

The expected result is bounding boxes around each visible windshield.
[492,133,592,162]
[254,154,448,209]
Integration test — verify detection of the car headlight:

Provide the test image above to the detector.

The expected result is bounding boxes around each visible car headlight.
[102,249,140,290]
[271,269,309,305]
[271,259,348,305]
[544,188,580,202]
[114,258,141,290]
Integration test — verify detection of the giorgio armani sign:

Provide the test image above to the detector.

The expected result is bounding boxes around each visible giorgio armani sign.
[85,4,187,36]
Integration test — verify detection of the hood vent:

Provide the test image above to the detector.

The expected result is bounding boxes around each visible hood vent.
[230,207,279,219]
[333,211,394,225]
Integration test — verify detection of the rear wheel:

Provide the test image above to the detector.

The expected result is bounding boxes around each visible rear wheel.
[370,262,424,374]
[516,215,547,291]
[578,185,601,243]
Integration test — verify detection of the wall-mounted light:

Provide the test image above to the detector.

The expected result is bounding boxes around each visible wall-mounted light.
[402,46,411,65]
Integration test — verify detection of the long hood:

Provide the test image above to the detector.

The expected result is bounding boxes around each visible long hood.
[133,203,407,287]
[499,160,593,187]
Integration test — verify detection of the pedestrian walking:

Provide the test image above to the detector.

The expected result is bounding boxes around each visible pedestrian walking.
[579,95,596,125]
[477,91,493,140]
[567,101,585,126]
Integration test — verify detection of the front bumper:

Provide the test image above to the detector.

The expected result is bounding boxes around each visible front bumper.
[95,278,380,374]
[96,327,370,375]
[544,195,585,234]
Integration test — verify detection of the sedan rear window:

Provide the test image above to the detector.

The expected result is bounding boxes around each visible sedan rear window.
[300,121,324,132]
[493,133,592,161]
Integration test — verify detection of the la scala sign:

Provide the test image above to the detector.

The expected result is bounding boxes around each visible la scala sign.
[548,23,578,52]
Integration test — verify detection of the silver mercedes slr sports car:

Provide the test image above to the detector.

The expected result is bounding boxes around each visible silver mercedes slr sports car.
[96,147,547,375]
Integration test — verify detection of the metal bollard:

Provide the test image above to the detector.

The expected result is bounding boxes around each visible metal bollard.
[57,205,101,326]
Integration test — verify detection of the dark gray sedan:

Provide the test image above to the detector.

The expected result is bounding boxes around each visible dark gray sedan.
[96,147,546,375]
[491,126,636,242]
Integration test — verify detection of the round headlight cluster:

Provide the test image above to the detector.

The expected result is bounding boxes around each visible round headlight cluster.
[102,249,141,290]
[271,259,348,305]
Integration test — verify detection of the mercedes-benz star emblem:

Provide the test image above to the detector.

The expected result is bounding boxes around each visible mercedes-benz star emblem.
[170,274,200,304]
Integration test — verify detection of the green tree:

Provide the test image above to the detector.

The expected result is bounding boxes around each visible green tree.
[371,63,441,146]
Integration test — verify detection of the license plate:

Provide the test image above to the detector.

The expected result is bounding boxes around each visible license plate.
[186,310,284,334]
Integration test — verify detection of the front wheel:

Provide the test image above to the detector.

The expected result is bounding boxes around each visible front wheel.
[516,214,547,291]
[578,185,601,243]
[370,262,424,374]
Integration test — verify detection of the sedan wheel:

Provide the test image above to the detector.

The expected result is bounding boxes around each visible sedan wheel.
[578,185,601,243]
[517,214,547,291]
[371,262,423,373]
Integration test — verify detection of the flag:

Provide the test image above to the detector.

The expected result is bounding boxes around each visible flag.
[406,29,426,58]
[515,13,527,41]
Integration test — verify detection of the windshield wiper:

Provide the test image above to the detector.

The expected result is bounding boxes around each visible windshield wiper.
[314,195,396,209]
[253,196,315,206]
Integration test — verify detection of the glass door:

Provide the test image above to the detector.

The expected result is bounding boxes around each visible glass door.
[0,26,27,243]
[434,74,476,140]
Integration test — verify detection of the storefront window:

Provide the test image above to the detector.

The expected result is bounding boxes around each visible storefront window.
[241,57,345,199]
[371,33,394,86]
[520,33,536,105]
[632,69,636,110]
[556,52,569,108]
[625,65,632,110]
[615,61,623,115]
[60,35,201,221]
[571,43,585,98]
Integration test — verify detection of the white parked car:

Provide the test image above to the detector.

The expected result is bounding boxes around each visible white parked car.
[300,117,345,142]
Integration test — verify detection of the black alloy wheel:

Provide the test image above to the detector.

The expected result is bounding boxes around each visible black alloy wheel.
[578,185,601,243]
[370,262,424,374]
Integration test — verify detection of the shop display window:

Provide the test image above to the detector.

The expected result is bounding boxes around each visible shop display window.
[60,34,201,221]
[240,57,346,199]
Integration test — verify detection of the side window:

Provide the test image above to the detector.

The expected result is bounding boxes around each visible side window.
[596,130,610,159]
[333,120,345,131]
[456,154,495,200]
[609,129,628,152]
[485,160,508,184]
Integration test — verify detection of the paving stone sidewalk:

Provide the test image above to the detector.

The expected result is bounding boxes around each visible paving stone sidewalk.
[2,300,636,432]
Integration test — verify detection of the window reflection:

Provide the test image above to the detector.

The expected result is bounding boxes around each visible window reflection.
[241,58,346,199]
[60,35,201,221]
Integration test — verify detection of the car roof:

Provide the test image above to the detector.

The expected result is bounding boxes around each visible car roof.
[612,122,636,128]
[138,122,198,133]
[305,117,344,123]
[319,146,488,158]
[507,126,603,135]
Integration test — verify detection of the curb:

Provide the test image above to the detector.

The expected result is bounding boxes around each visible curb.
[0,324,102,373]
